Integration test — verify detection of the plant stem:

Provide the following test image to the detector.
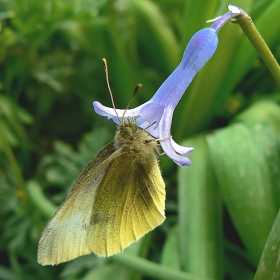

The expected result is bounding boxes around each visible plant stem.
[112,253,213,280]
[234,7,280,87]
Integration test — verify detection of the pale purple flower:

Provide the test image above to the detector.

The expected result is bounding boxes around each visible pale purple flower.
[93,6,243,166]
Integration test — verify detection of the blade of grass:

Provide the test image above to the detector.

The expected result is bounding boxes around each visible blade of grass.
[26,180,57,219]
[180,0,219,48]
[178,135,223,279]
[128,0,179,72]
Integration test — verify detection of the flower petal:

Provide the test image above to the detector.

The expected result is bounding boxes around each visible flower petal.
[138,102,165,129]
[157,107,192,166]
[170,140,194,155]
[93,101,142,123]
[161,138,192,167]
[149,28,219,108]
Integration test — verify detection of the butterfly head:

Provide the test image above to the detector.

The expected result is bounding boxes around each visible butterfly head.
[114,118,158,154]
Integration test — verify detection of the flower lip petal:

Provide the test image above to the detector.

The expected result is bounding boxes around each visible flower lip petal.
[155,107,192,166]
[170,139,194,155]
[160,138,192,167]
[93,100,142,120]
[93,101,117,119]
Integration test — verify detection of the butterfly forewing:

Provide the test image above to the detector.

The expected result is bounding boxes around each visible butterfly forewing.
[38,141,117,265]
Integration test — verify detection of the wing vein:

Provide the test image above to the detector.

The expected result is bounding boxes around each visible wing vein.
[139,181,159,225]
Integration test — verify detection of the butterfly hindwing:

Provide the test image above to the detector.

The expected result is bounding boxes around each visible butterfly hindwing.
[86,151,165,257]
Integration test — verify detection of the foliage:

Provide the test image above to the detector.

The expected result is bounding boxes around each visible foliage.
[1,0,280,279]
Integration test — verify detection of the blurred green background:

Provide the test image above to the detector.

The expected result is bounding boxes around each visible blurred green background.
[1,0,280,279]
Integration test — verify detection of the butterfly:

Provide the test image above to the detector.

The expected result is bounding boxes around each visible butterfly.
[37,116,166,265]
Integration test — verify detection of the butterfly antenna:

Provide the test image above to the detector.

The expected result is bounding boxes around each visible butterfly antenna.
[103,58,121,123]
[121,83,142,120]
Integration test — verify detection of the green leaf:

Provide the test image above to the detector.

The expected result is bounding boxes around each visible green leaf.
[178,135,223,279]
[254,209,280,280]
[225,241,255,280]
[233,99,280,134]
[160,225,180,270]
[206,121,279,265]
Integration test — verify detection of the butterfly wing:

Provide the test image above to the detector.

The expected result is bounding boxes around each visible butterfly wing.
[38,141,117,265]
[38,141,165,264]
[86,152,166,257]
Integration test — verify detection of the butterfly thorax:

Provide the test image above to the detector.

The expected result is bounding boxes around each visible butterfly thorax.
[114,119,159,155]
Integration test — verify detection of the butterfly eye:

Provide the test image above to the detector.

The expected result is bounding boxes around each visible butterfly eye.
[143,139,155,144]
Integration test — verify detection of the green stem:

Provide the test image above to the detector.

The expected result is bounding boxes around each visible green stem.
[112,253,213,280]
[235,8,280,87]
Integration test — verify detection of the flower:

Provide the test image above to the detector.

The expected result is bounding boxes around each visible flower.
[93,6,243,166]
